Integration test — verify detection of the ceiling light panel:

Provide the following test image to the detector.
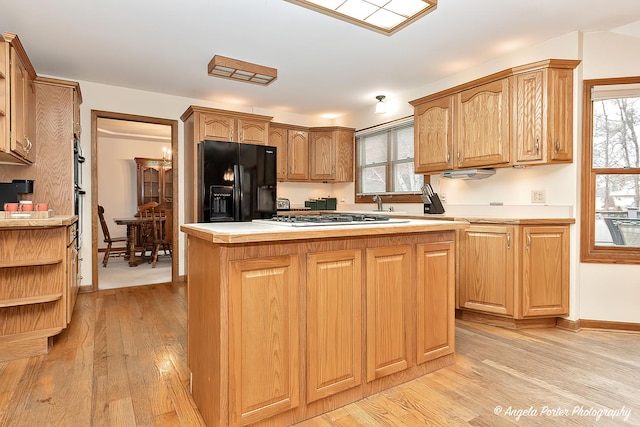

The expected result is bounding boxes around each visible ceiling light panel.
[286,0,437,35]
[207,55,277,86]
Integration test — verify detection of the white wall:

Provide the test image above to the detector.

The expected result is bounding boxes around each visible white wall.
[96,134,170,248]
[577,30,640,323]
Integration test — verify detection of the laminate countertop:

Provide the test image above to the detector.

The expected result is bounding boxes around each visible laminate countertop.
[181,218,468,244]
[0,215,77,228]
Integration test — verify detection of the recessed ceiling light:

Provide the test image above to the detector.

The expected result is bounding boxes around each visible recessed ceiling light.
[207,55,277,86]
[285,0,437,36]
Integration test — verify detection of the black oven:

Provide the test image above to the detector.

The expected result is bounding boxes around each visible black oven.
[74,138,85,249]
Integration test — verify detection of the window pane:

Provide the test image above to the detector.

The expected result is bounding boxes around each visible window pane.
[393,161,423,192]
[395,126,414,160]
[361,166,386,194]
[361,134,387,165]
[592,98,640,168]
[595,173,640,247]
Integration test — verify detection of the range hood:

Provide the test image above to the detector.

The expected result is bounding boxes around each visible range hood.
[440,169,496,180]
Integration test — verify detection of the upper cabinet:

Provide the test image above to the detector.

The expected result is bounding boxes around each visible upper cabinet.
[513,60,579,165]
[309,127,354,182]
[410,59,580,174]
[455,78,510,168]
[414,96,453,173]
[0,33,37,165]
[192,108,271,145]
[269,123,355,183]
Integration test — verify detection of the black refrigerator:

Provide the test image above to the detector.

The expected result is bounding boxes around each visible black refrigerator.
[198,140,277,222]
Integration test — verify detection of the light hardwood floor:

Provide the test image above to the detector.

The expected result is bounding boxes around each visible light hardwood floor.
[1,283,638,426]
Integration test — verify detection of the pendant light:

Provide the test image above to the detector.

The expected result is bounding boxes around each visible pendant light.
[375,95,387,114]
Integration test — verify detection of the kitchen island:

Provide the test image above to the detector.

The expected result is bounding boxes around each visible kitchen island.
[181,218,468,427]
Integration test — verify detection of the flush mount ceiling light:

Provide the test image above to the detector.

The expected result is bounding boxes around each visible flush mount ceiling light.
[285,0,437,36]
[375,95,387,114]
[207,55,277,86]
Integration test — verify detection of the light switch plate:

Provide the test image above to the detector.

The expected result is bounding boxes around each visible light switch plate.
[531,190,546,204]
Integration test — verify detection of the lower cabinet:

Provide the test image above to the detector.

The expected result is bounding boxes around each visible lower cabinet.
[0,224,73,361]
[365,246,411,382]
[458,222,570,324]
[416,242,455,363]
[307,250,362,402]
[228,256,300,426]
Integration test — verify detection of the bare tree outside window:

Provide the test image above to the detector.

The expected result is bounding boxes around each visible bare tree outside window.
[357,119,423,196]
[592,96,640,247]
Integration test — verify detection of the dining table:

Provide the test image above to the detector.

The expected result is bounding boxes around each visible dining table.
[113,216,157,267]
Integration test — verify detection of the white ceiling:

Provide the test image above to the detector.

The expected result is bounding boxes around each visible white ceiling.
[2,0,640,119]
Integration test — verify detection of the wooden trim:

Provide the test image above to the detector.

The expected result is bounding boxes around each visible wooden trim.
[580,77,640,264]
[180,105,273,123]
[91,110,180,291]
[34,76,82,103]
[455,309,557,329]
[579,319,640,332]
[555,318,581,331]
[3,32,37,79]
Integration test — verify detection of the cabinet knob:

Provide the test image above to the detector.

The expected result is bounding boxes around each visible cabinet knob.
[446,151,450,162]
[526,234,531,250]
[555,138,560,153]
[535,138,539,154]
[507,232,511,250]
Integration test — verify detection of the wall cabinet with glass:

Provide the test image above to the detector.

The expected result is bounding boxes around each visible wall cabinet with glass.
[0,33,37,165]
[135,157,173,206]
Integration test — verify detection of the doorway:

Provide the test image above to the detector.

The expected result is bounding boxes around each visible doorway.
[91,110,179,291]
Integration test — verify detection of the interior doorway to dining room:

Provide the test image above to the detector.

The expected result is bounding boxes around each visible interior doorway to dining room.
[91,111,178,291]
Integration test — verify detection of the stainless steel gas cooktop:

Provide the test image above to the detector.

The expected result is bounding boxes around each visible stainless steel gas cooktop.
[254,214,410,227]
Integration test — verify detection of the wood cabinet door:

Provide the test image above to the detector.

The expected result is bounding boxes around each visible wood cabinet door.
[547,68,573,162]
[416,241,455,364]
[309,131,334,180]
[514,71,544,163]
[287,130,309,180]
[199,112,235,142]
[238,118,269,145]
[459,225,515,315]
[0,40,8,153]
[229,256,300,426]
[268,126,288,179]
[10,48,31,161]
[455,79,510,168]
[66,227,79,325]
[365,246,411,382]
[520,226,569,317]
[307,250,362,403]
[414,96,454,173]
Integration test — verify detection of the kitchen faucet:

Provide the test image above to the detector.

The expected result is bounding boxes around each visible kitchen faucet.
[372,194,383,211]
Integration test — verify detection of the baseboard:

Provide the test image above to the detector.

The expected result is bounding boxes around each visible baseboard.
[555,318,581,332]
[579,319,640,333]
[178,274,187,283]
[456,309,556,329]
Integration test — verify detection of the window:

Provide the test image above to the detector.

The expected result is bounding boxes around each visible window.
[582,78,640,264]
[356,117,424,203]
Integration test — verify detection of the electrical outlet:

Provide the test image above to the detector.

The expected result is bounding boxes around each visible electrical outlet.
[440,192,447,204]
[531,190,546,204]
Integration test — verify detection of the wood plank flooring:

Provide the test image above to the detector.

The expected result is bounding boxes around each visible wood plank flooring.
[1,283,639,426]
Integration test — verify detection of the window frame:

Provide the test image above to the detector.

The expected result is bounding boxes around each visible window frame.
[354,117,426,204]
[581,76,640,264]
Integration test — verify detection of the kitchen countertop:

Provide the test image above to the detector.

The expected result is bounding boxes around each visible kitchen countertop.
[0,215,77,228]
[277,210,575,225]
[181,218,468,244]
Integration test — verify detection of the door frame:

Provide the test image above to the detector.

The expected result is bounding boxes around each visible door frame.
[91,110,179,290]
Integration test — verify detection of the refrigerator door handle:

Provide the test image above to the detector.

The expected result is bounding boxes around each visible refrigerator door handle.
[234,164,243,221]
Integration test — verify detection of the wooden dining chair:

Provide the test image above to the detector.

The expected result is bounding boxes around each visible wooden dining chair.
[97,205,128,267]
[136,201,159,257]
[148,206,172,268]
